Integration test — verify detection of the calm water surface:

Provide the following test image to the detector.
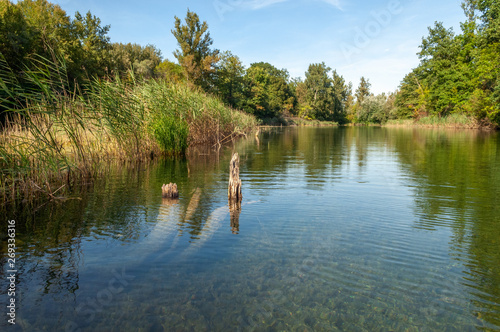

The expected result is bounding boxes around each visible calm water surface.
[1,127,500,331]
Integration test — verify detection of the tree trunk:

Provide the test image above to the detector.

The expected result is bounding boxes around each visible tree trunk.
[228,152,242,202]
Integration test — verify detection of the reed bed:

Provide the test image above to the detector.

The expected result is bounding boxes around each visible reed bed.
[288,117,339,127]
[385,114,495,130]
[0,57,257,204]
[137,81,257,145]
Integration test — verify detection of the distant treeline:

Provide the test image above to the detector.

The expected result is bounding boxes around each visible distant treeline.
[1,0,499,126]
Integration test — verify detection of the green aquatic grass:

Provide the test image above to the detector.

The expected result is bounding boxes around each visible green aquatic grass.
[150,115,189,155]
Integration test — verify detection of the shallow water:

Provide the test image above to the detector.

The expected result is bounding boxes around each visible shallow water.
[1,126,500,331]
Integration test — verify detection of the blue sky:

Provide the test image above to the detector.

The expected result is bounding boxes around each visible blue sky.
[53,0,465,94]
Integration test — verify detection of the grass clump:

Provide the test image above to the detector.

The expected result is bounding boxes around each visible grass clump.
[150,115,189,155]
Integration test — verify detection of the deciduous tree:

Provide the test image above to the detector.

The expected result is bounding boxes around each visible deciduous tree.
[241,62,295,119]
[215,51,245,108]
[171,9,219,91]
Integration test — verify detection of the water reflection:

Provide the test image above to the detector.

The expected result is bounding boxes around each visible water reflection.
[184,188,202,222]
[229,200,241,234]
[386,128,500,327]
[1,127,500,330]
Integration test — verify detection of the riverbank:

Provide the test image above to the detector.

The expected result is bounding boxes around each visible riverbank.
[385,114,498,130]
[284,117,338,127]
[0,73,256,204]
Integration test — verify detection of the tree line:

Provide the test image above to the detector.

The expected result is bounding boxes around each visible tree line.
[1,0,498,126]
[394,0,499,125]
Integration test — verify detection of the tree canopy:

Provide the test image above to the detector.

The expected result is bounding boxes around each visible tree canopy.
[297,62,350,122]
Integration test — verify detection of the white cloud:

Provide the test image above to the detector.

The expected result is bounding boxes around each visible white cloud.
[241,0,341,10]
[318,0,342,10]
[242,0,288,10]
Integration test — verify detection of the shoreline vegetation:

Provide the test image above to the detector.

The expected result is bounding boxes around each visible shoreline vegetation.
[0,58,256,204]
[258,110,500,131]
[264,114,497,130]
[1,0,499,205]
[385,115,498,130]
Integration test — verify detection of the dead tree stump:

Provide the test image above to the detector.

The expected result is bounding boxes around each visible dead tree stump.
[162,183,179,199]
[228,152,242,202]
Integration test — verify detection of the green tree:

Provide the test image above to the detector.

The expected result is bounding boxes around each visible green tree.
[355,76,371,105]
[16,0,72,58]
[395,71,423,119]
[419,22,473,116]
[290,77,309,117]
[241,62,295,119]
[0,0,113,84]
[396,1,500,126]
[462,0,500,123]
[156,59,185,83]
[110,43,162,80]
[215,51,245,108]
[71,11,111,79]
[473,0,500,43]
[301,63,350,122]
[304,62,332,120]
[331,70,351,123]
[171,9,219,91]
[0,0,34,72]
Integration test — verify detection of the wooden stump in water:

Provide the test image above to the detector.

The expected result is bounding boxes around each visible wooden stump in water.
[162,183,179,199]
[228,152,242,202]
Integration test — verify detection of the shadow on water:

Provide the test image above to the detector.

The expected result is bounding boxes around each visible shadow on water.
[1,126,500,330]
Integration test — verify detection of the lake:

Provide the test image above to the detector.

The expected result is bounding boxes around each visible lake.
[1,126,500,331]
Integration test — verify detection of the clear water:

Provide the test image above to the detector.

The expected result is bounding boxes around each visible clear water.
[1,126,500,331]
